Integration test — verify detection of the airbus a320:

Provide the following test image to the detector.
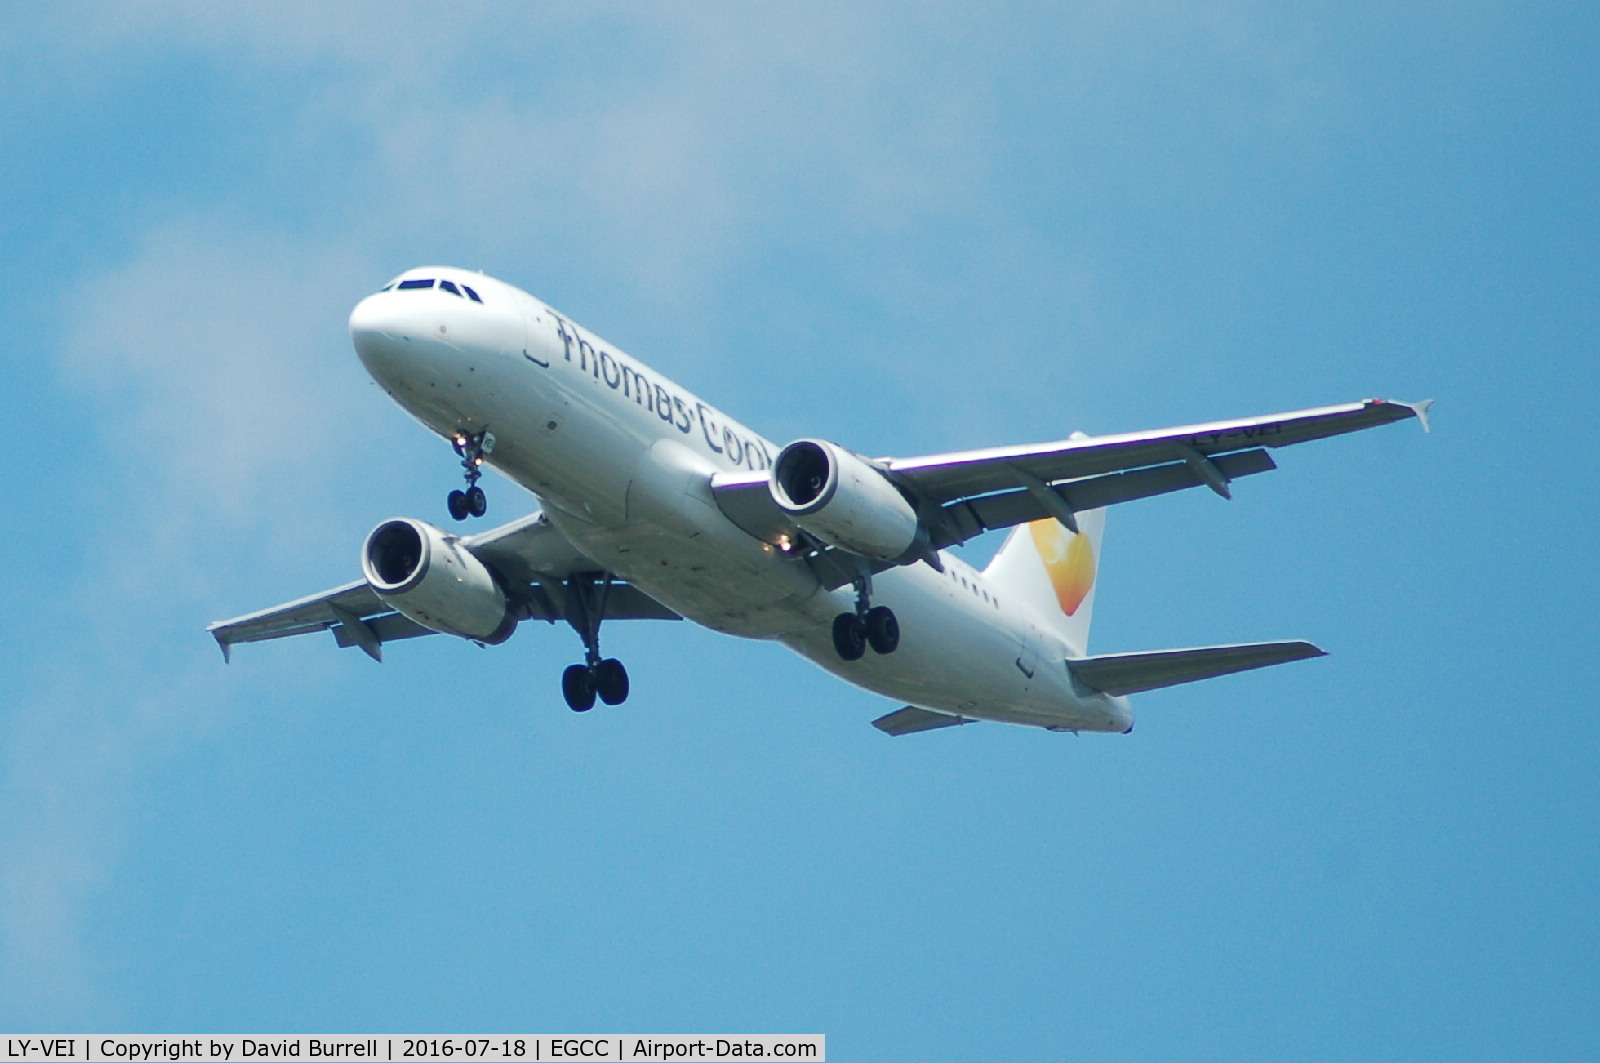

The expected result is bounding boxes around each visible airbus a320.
[210,267,1429,736]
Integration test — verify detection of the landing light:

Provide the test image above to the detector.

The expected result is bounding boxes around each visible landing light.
[775,534,793,553]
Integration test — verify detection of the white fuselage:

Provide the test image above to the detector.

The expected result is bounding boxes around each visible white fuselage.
[348,268,1132,733]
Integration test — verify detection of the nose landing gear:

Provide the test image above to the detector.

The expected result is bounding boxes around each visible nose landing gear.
[831,569,899,662]
[447,431,494,521]
[561,573,631,712]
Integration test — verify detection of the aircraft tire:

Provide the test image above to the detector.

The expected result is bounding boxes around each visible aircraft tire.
[865,606,900,655]
[447,489,469,521]
[832,613,867,662]
[595,658,629,705]
[467,486,487,518]
[562,664,596,712]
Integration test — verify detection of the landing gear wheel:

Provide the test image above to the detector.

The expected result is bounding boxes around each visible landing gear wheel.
[594,658,630,705]
[562,664,596,712]
[450,430,493,519]
[832,612,867,662]
[865,605,900,655]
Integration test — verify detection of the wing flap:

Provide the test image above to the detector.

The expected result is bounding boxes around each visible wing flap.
[937,449,1277,549]
[1067,641,1326,696]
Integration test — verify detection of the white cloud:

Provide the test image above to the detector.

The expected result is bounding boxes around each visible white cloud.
[1,214,389,1014]
[55,219,388,594]
[22,3,1014,305]
[0,661,243,1024]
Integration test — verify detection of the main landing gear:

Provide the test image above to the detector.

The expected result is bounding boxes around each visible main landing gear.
[831,569,899,662]
[563,658,628,713]
[447,430,494,521]
[561,573,630,712]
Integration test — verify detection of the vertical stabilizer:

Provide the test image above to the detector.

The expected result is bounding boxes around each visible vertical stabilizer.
[983,508,1105,656]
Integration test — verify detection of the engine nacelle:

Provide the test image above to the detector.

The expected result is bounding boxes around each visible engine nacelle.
[769,439,920,561]
[361,518,517,643]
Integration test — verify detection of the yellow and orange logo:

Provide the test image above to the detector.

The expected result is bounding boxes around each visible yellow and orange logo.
[1029,518,1095,616]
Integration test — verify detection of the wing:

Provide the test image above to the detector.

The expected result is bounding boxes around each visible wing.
[713,398,1430,583]
[208,511,680,661]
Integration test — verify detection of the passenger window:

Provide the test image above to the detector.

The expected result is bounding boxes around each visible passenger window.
[462,285,483,303]
[439,280,462,296]
[397,278,434,290]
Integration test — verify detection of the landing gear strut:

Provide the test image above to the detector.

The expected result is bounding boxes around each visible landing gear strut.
[447,430,494,521]
[561,572,630,712]
[831,568,899,662]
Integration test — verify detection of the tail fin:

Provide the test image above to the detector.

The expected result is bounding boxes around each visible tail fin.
[983,508,1105,657]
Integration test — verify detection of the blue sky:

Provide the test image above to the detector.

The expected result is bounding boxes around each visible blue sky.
[2,3,1596,1058]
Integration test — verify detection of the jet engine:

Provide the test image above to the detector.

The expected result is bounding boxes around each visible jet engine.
[361,518,517,643]
[769,439,920,561]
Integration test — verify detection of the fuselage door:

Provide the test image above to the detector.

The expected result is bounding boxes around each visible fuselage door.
[1012,622,1048,693]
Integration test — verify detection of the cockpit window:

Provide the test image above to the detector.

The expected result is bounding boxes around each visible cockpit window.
[384,276,483,302]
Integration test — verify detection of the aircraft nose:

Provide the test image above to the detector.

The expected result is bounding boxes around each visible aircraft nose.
[349,293,395,361]
[349,292,429,383]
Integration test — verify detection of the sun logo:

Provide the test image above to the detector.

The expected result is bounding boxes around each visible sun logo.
[1028,518,1096,616]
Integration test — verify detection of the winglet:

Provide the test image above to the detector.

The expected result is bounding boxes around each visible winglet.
[1368,397,1434,434]
[1409,399,1434,434]
[212,631,232,664]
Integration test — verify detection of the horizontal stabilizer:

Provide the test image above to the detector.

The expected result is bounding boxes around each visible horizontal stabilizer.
[1067,641,1326,696]
[872,706,977,736]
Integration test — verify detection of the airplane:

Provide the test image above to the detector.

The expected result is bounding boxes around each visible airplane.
[208,266,1430,735]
